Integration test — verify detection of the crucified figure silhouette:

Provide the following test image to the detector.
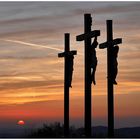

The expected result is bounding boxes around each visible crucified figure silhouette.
[112,45,119,85]
[68,55,74,88]
[90,36,98,85]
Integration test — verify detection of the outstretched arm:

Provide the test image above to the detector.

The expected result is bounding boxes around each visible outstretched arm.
[94,36,97,41]
[91,36,98,48]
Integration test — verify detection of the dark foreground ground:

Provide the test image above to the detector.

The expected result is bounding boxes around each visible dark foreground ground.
[0,122,140,138]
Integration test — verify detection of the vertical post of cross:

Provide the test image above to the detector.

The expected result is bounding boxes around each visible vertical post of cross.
[84,14,92,138]
[76,14,100,138]
[58,33,77,138]
[64,33,70,137]
[107,20,114,138]
[99,20,122,138]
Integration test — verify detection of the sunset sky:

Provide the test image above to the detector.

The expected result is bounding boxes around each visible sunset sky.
[0,2,140,134]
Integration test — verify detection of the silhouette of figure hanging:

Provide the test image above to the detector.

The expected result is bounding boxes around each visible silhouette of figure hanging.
[90,36,98,85]
[68,55,74,88]
[112,45,119,85]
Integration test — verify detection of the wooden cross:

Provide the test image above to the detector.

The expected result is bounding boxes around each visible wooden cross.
[58,33,77,137]
[99,20,122,138]
[76,14,100,137]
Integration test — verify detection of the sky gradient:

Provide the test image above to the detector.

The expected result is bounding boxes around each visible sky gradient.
[0,2,140,133]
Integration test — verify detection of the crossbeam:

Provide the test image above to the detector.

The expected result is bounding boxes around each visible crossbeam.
[76,30,100,41]
[58,50,77,57]
[99,38,122,49]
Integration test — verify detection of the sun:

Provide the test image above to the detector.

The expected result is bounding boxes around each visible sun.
[17,120,25,125]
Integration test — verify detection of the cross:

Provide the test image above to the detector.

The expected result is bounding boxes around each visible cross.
[58,33,77,137]
[76,14,100,138]
[99,20,122,138]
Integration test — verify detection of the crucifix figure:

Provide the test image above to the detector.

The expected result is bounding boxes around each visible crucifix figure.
[68,55,74,88]
[99,20,122,138]
[58,33,77,137]
[90,36,98,85]
[112,45,119,85]
[76,14,100,137]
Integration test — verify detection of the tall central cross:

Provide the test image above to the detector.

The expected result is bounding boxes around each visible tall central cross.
[76,14,100,137]
[99,20,122,138]
[58,33,77,137]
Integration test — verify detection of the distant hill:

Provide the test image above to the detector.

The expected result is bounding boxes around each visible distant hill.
[92,126,108,137]
[115,127,140,138]
[92,126,140,138]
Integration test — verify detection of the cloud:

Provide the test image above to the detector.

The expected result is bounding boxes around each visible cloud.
[0,78,63,91]
[71,2,140,15]
[3,39,62,51]
[0,93,63,105]
[120,51,140,60]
